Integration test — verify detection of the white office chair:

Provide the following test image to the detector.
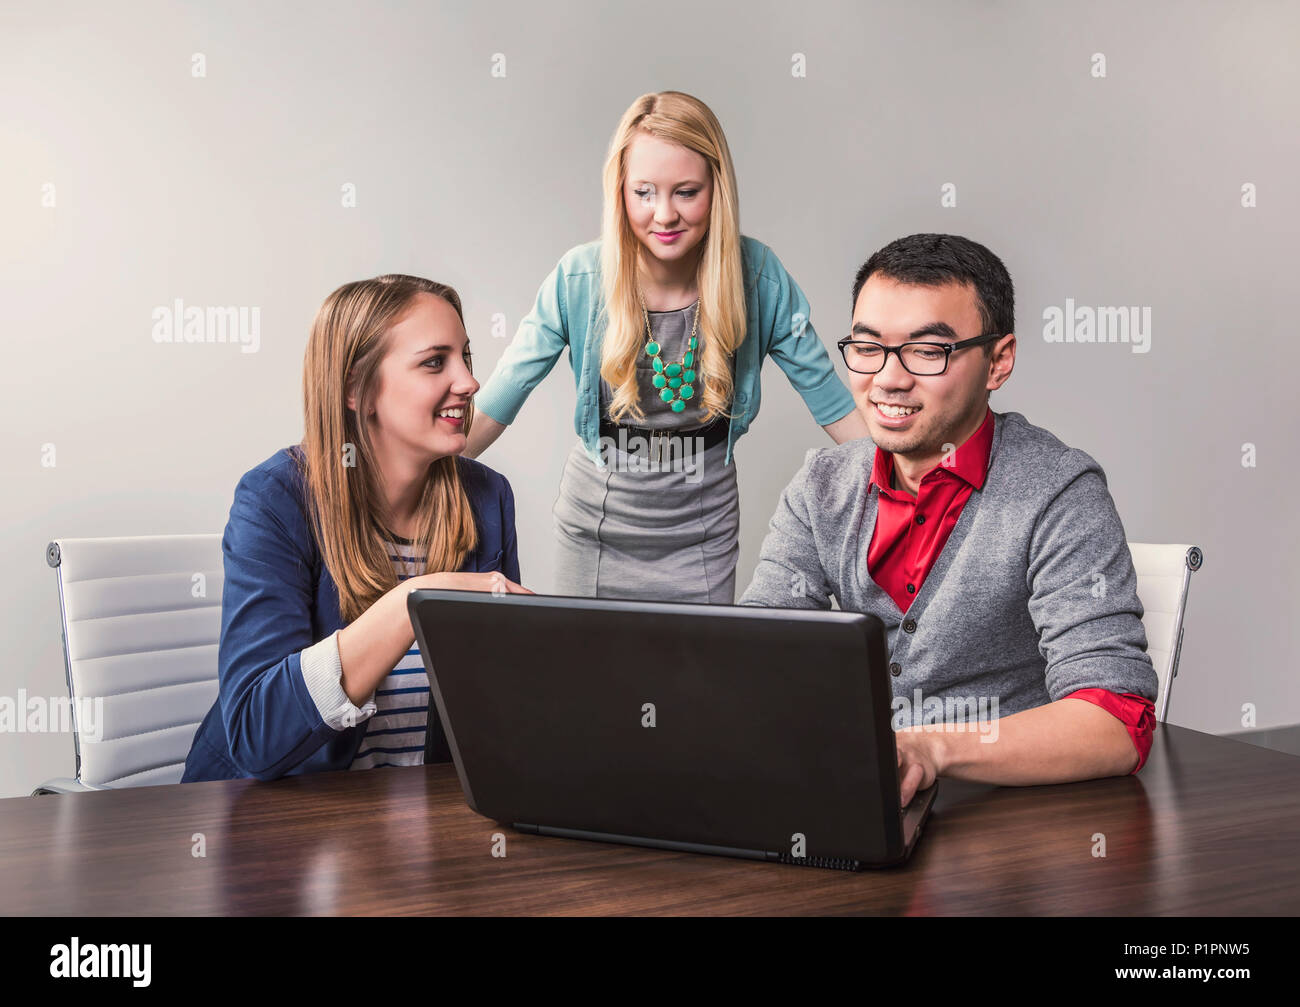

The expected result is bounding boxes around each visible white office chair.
[33,535,223,794]
[1128,542,1203,723]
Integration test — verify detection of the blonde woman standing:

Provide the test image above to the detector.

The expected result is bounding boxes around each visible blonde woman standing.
[466,92,866,603]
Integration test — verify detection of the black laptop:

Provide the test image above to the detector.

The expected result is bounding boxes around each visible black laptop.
[407,590,937,869]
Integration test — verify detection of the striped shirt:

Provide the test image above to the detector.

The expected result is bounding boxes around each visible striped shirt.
[349,538,429,770]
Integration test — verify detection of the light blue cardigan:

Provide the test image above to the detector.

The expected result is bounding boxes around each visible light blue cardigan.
[474,236,857,467]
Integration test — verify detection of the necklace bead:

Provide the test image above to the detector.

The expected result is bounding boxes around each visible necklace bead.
[639,290,700,413]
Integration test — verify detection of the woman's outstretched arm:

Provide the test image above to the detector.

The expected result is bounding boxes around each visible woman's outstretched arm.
[464,410,507,459]
[822,408,869,444]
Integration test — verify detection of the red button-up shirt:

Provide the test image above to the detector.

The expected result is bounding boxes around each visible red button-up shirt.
[869,406,1155,773]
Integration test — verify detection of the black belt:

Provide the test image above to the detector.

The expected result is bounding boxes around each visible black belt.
[598,413,730,460]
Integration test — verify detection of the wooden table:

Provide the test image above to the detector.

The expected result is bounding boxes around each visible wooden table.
[3,723,1298,915]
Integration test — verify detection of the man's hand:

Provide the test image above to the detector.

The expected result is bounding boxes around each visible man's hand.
[895,727,941,807]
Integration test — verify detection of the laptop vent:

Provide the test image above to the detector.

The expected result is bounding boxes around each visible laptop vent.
[776,853,862,871]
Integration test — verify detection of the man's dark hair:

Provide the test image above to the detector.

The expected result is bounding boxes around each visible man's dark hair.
[851,234,1014,356]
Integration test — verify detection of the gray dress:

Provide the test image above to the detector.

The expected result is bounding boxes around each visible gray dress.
[552,300,741,603]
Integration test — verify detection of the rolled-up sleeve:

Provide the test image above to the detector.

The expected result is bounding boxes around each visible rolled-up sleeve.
[1064,689,1156,775]
[1026,449,1159,704]
[300,630,378,730]
[474,260,571,426]
[739,448,836,610]
[762,251,857,427]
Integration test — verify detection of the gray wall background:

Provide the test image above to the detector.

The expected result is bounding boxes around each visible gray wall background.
[2,0,1296,798]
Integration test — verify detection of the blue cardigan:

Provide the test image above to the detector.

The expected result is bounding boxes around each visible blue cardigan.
[181,446,519,783]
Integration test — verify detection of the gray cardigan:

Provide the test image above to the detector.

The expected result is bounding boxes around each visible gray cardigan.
[738,410,1157,722]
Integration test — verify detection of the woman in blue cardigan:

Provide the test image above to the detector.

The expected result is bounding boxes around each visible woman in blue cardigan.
[182,275,531,783]
[465,91,867,603]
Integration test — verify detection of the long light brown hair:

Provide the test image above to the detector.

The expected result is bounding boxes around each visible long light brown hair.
[297,274,479,623]
[599,91,747,424]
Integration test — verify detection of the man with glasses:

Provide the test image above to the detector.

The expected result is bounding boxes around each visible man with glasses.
[739,233,1157,807]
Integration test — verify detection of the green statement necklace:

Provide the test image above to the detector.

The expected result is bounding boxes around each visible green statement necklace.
[638,288,700,413]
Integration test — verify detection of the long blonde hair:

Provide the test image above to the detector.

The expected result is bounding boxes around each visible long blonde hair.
[297,275,479,623]
[599,91,747,424]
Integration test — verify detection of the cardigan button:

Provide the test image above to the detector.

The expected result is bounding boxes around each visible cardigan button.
[906,583,916,594]
[889,662,902,677]
[902,618,916,633]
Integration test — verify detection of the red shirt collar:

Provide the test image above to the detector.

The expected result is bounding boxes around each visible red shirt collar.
[871,405,995,494]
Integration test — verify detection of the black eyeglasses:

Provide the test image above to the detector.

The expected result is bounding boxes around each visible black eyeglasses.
[837,332,1003,375]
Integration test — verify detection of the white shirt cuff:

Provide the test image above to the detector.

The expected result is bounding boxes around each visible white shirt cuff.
[300,630,377,731]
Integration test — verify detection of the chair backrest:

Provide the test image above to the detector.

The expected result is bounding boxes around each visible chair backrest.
[1128,542,1203,723]
[46,535,223,788]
